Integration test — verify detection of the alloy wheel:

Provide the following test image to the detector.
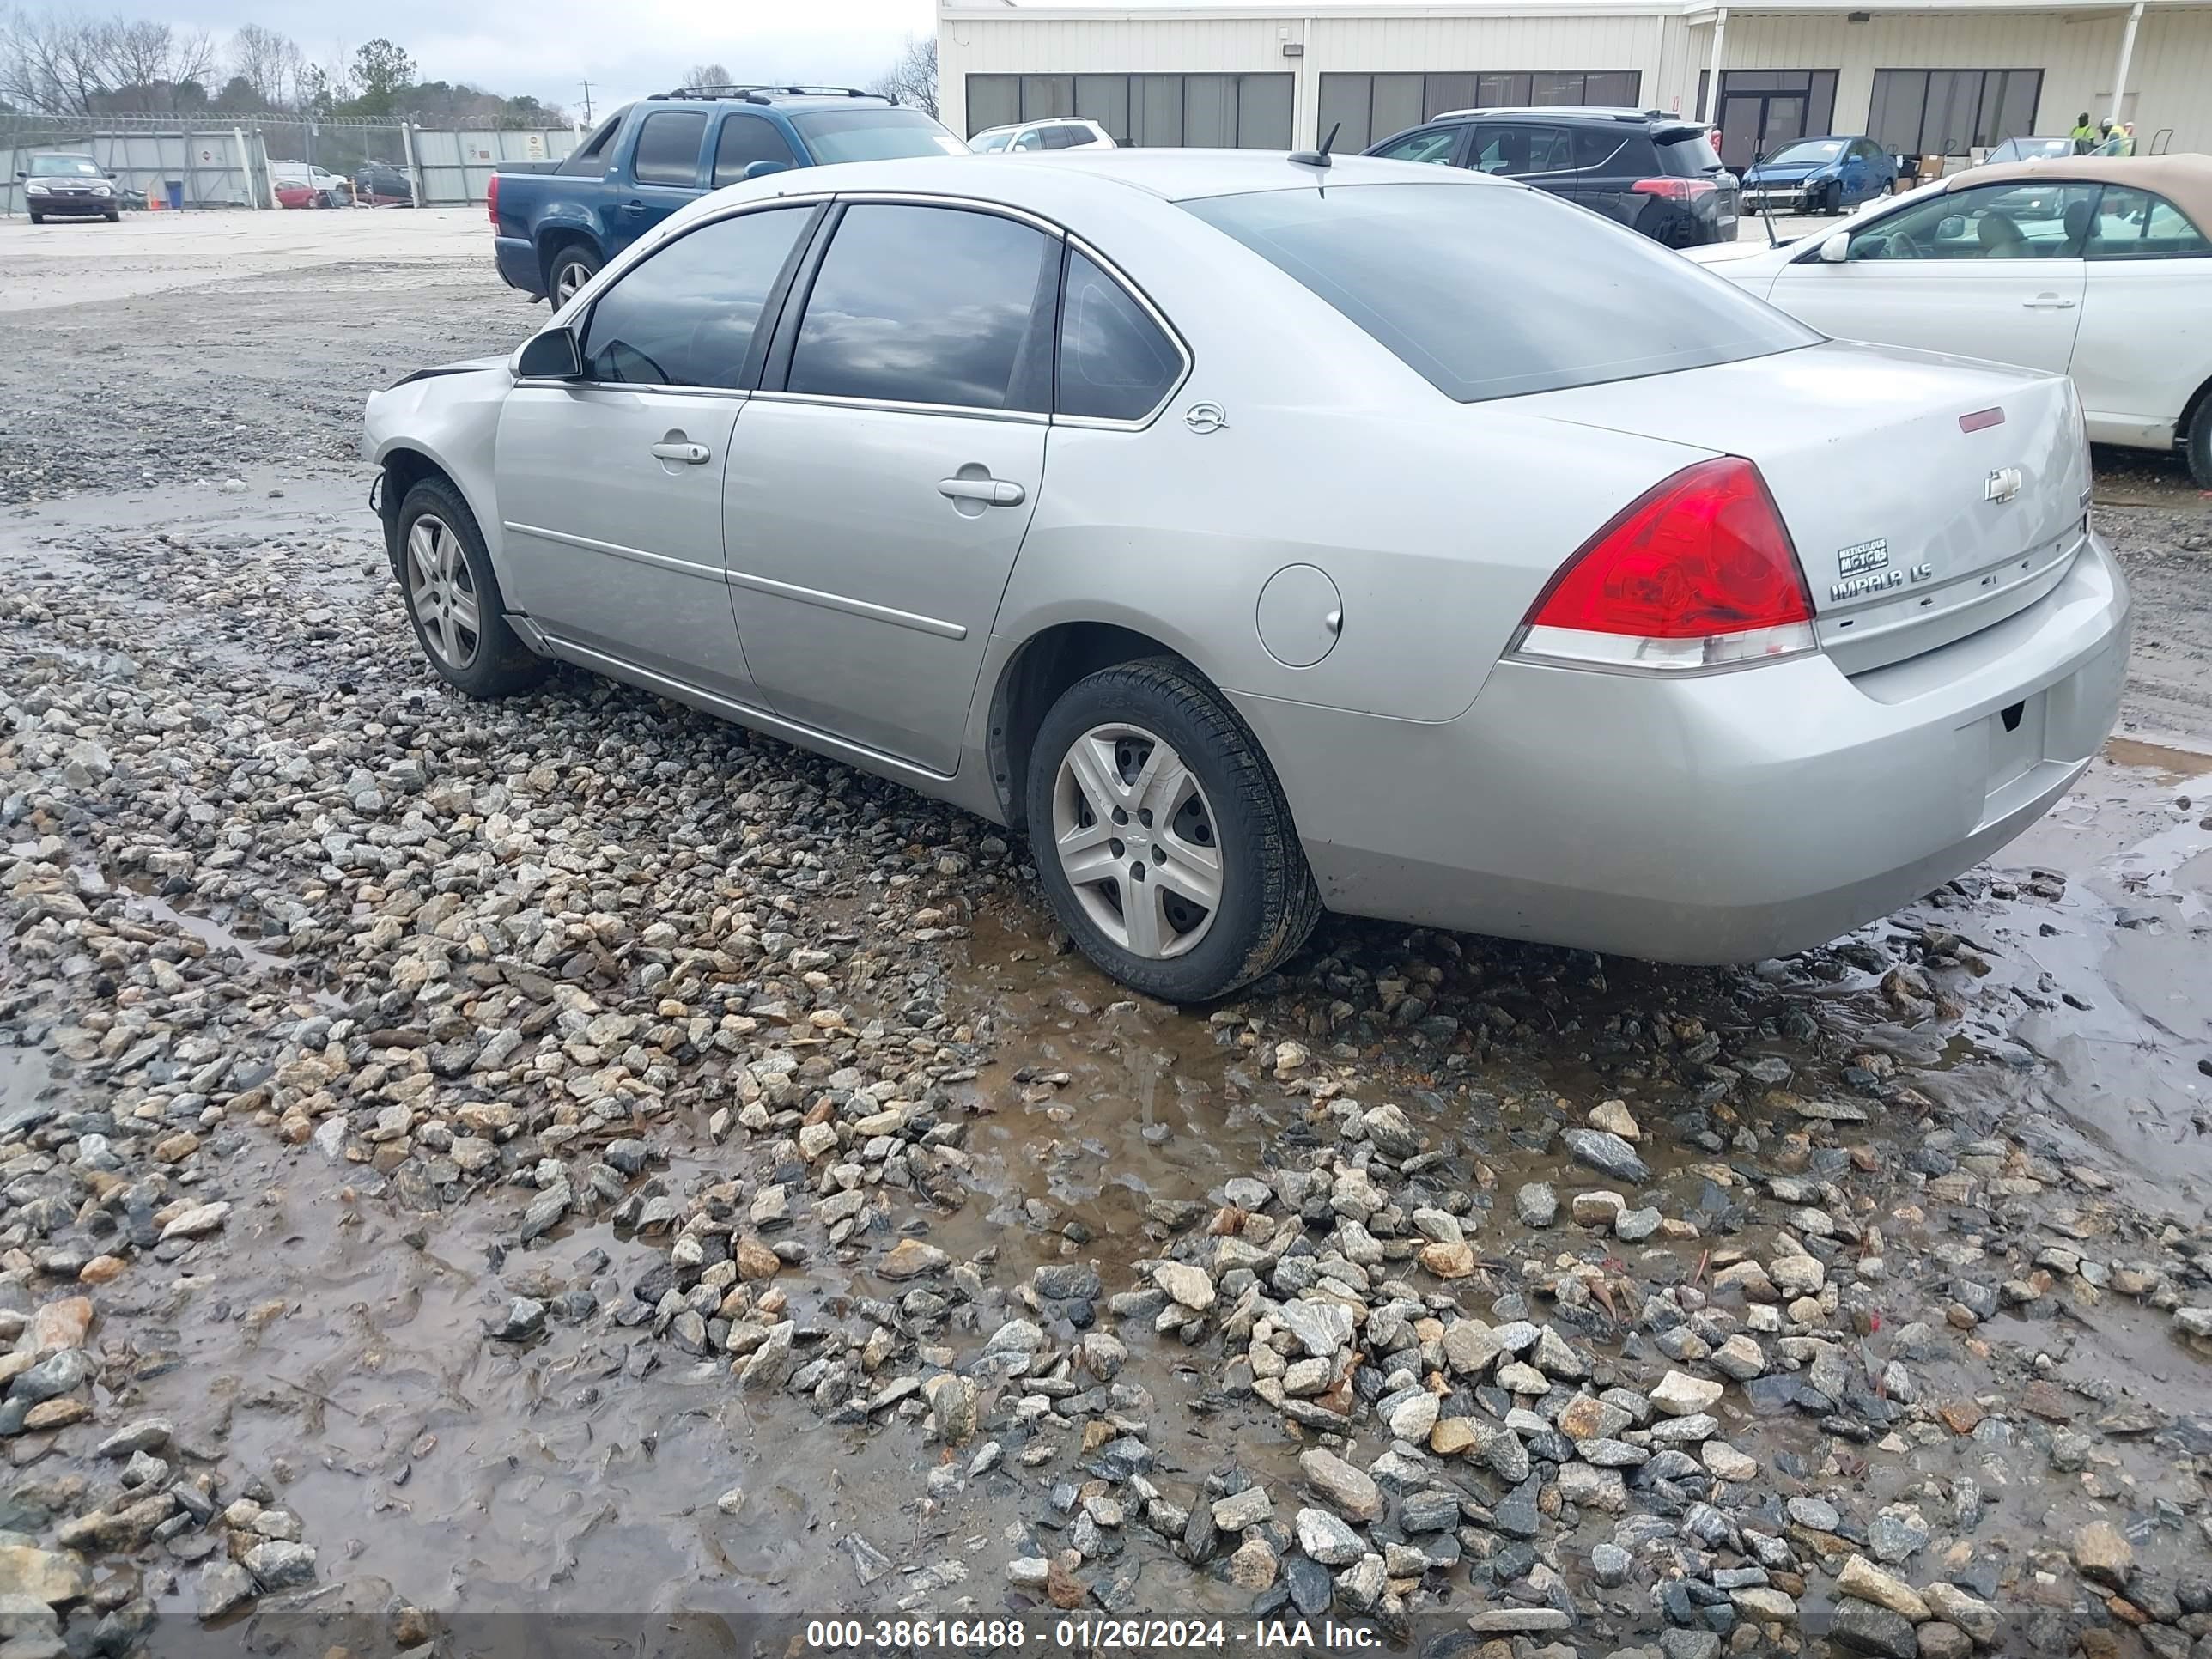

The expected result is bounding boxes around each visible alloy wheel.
[404,514,481,671]
[1051,722,1222,960]
[554,260,590,304]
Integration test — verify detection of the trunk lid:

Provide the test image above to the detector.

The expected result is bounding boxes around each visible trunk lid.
[1518,341,2090,674]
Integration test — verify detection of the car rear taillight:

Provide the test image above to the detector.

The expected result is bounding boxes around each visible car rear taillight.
[1516,457,1817,672]
[486,172,499,228]
[1633,176,1717,201]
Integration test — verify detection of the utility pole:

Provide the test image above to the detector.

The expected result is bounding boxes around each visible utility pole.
[579,80,594,123]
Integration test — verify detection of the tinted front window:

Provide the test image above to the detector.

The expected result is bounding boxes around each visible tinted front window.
[580,206,811,387]
[1058,250,1182,421]
[633,111,706,186]
[789,204,1056,410]
[1183,182,1816,403]
[713,115,798,185]
[789,107,965,162]
[1371,127,1460,166]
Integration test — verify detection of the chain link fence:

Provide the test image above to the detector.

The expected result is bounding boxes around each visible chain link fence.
[3,112,576,216]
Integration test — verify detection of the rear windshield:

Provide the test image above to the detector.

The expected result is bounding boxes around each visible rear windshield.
[1656,130,1723,175]
[791,107,967,162]
[1182,181,1815,403]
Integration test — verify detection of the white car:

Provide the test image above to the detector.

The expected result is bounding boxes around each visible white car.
[1690,155,2212,484]
[970,118,1116,155]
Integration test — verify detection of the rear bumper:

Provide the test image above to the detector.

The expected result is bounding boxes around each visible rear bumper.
[494,236,541,295]
[1234,532,2130,963]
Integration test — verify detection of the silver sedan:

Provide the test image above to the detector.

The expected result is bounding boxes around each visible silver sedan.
[364,150,2130,1001]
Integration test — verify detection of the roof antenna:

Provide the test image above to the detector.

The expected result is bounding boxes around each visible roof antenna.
[1290,121,1340,168]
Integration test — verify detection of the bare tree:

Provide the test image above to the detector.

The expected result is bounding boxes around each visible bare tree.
[231,21,303,108]
[683,61,732,90]
[0,5,108,113]
[867,33,937,117]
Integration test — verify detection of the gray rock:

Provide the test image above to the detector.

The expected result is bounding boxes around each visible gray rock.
[1212,1486,1273,1532]
[1296,1507,1365,1566]
[1298,1449,1382,1522]
[1828,1601,1917,1659]
[1591,1542,1632,1588]
[195,1562,256,1621]
[241,1541,316,1591]
[488,1297,544,1340]
[1278,1299,1355,1358]
[1516,1183,1559,1227]
[1563,1128,1649,1183]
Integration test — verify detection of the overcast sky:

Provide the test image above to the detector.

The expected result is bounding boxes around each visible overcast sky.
[149,0,937,116]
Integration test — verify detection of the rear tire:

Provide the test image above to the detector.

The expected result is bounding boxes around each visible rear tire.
[1025,658,1321,1003]
[2187,398,2212,490]
[547,242,602,307]
[394,477,549,700]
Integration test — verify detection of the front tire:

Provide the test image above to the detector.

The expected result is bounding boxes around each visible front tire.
[1025,659,1321,1003]
[2187,398,2212,489]
[394,477,548,699]
[27,212,41,225]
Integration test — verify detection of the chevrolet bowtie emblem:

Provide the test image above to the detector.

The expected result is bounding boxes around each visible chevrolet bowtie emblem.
[1984,466,2022,503]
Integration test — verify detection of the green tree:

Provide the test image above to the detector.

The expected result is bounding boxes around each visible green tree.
[349,35,414,116]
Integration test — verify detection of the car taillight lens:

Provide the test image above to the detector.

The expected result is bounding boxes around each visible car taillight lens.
[1632,176,1717,201]
[1516,457,1817,672]
[486,172,499,228]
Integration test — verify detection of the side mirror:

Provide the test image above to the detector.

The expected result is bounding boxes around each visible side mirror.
[1819,231,1850,263]
[13,171,24,180]
[516,326,584,380]
[1939,215,1966,240]
[741,160,789,181]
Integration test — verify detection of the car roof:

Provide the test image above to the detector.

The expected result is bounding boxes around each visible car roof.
[1431,106,1693,128]
[1943,153,2212,226]
[693,148,1513,212]
[646,86,896,112]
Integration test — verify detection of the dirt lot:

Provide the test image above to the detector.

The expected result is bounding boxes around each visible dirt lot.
[3,217,2212,1659]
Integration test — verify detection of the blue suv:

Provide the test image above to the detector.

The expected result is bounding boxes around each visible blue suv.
[489,85,964,302]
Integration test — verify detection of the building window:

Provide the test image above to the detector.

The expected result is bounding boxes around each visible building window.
[1867,69,2042,159]
[965,73,1293,148]
[1316,71,1640,152]
[1697,69,1839,168]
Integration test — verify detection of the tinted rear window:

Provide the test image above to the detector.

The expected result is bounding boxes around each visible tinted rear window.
[1182,181,1815,403]
[1656,130,1723,175]
[790,107,966,162]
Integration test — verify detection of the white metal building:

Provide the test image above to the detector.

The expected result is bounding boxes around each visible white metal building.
[939,0,2212,167]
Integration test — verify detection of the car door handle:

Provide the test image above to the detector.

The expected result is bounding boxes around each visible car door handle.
[619,198,646,215]
[2021,295,2078,309]
[650,441,711,465]
[937,477,1024,507]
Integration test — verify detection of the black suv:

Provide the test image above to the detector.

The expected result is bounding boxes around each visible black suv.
[1364,106,1740,247]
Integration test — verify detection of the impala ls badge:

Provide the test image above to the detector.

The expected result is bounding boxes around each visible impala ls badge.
[1984,466,2022,503]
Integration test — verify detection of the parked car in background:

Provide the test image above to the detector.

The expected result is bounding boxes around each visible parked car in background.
[272,164,354,208]
[970,117,1117,153]
[367,150,2124,1000]
[16,152,120,222]
[1741,136,1897,215]
[1686,155,2212,484]
[489,84,967,303]
[1364,106,1739,246]
[1982,136,2077,165]
[355,162,415,206]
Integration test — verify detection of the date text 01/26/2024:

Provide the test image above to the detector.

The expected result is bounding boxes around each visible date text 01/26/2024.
[803,1618,1385,1651]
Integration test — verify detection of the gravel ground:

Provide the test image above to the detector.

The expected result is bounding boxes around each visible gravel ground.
[3,240,2212,1659]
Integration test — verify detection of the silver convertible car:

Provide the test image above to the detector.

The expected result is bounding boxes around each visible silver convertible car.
[364,150,2130,1002]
